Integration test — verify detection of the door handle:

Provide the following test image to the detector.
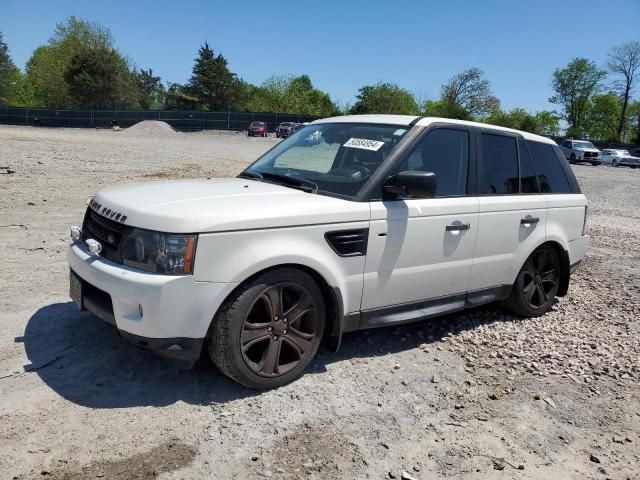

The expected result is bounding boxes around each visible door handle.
[446,223,470,232]
[520,217,540,225]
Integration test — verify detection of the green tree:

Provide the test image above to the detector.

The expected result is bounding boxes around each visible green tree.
[64,45,134,108]
[607,41,640,141]
[244,74,337,115]
[629,100,640,144]
[533,111,560,136]
[349,82,419,115]
[0,32,20,104]
[550,57,606,137]
[585,93,623,141]
[24,17,120,108]
[187,42,241,110]
[164,82,199,110]
[439,67,500,119]
[134,68,164,109]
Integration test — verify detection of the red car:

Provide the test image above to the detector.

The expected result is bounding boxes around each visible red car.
[247,121,268,137]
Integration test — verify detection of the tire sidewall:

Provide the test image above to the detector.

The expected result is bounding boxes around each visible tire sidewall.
[213,268,325,389]
[512,245,560,317]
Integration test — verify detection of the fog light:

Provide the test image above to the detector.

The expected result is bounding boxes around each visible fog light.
[85,238,102,256]
[70,225,81,242]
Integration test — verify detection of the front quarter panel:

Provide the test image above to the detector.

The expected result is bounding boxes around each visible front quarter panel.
[193,222,369,314]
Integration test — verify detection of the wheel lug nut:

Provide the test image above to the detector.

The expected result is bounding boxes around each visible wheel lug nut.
[268,327,273,332]
[275,316,279,320]
[273,336,278,340]
[283,329,287,335]
[283,318,288,323]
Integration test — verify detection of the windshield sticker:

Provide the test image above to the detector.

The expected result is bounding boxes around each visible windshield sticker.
[343,138,385,151]
[393,129,407,136]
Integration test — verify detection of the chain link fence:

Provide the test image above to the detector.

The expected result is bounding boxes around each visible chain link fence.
[0,106,323,132]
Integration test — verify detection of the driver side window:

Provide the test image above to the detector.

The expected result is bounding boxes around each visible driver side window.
[394,128,469,197]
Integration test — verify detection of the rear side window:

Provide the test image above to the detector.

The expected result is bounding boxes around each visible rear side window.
[526,141,572,193]
[396,128,469,197]
[478,133,519,195]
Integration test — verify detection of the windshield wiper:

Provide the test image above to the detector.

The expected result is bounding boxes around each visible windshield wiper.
[260,172,319,194]
[238,170,263,181]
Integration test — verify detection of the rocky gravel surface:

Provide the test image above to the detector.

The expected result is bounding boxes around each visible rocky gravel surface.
[0,125,639,479]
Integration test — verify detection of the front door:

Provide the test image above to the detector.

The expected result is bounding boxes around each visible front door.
[361,126,478,313]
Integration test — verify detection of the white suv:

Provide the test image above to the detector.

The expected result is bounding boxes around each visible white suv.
[68,115,589,389]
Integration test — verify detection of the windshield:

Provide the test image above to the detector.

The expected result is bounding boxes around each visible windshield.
[243,123,409,198]
[574,141,596,149]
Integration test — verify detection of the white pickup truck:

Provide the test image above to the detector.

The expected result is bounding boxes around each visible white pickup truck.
[559,139,601,166]
[68,115,589,388]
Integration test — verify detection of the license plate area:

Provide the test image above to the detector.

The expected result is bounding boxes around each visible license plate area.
[69,270,83,310]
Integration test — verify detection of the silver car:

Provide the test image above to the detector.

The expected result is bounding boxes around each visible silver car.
[600,149,640,168]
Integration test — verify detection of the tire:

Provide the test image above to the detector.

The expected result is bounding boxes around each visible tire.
[612,160,619,167]
[208,268,326,389]
[569,153,576,164]
[502,245,561,318]
[591,161,600,166]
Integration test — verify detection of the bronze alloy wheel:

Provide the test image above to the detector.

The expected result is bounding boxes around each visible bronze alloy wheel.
[520,248,559,309]
[240,282,319,377]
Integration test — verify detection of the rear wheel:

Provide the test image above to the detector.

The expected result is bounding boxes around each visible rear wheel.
[208,268,325,389]
[503,245,560,317]
[569,153,576,164]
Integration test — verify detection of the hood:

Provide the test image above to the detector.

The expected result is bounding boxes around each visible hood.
[575,147,600,153]
[90,178,370,233]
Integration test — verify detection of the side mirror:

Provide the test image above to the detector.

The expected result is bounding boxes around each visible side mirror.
[383,171,437,199]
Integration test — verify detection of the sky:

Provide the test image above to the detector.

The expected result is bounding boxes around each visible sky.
[2,0,639,112]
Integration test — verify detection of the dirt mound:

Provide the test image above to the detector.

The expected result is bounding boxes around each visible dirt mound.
[123,120,178,136]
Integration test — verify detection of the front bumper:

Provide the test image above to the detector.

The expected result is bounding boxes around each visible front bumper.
[67,243,237,366]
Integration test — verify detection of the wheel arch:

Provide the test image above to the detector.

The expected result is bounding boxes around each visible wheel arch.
[209,263,345,352]
[520,239,571,297]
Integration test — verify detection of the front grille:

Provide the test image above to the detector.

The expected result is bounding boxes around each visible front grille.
[82,208,129,263]
[325,229,369,257]
[584,151,597,158]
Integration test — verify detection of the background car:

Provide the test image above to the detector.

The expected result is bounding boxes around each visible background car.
[559,139,601,165]
[247,121,268,137]
[600,149,640,168]
[275,122,295,138]
[629,147,640,157]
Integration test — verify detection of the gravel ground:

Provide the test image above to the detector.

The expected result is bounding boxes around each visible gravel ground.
[0,124,639,480]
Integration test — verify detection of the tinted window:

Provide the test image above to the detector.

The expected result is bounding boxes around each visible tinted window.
[519,139,540,193]
[526,141,572,193]
[561,140,571,147]
[395,128,469,197]
[479,133,519,195]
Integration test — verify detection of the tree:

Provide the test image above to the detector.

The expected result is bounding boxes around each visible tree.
[440,68,500,119]
[64,45,132,108]
[134,68,164,109]
[532,111,560,136]
[187,42,242,110]
[630,100,640,144]
[243,74,337,115]
[585,93,623,141]
[550,58,606,137]
[349,82,419,115]
[164,82,199,110]
[0,32,19,105]
[24,17,124,108]
[422,99,472,120]
[607,41,640,141]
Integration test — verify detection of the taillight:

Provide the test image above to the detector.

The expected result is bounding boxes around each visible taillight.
[582,206,589,236]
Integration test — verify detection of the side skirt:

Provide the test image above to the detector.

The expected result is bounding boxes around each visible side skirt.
[353,285,512,330]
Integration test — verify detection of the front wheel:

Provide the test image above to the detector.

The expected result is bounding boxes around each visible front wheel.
[569,154,576,164]
[208,268,325,389]
[612,159,619,167]
[503,245,561,317]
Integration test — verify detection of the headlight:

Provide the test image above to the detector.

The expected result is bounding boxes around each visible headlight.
[120,229,197,275]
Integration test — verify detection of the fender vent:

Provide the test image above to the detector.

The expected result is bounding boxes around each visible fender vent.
[325,229,369,257]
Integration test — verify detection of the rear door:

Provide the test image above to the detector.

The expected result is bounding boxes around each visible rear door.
[468,131,547,292]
